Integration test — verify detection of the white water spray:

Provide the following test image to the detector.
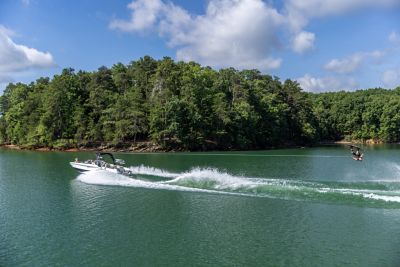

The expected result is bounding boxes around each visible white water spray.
[76,165,400,205]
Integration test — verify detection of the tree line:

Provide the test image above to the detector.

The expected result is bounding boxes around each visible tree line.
[0,56,399,150]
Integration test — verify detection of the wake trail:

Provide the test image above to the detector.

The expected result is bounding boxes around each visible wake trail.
[76,169,253,197]
[123,152,348,158]
[76,165,400,208]
[128,165,179,178]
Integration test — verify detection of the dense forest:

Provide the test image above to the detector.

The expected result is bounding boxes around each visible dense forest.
[0,56,399,151]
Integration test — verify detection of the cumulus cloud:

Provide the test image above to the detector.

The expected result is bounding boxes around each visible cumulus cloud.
[174,0,284,70]
[324,54,363,74]
[109,0,163,32]
[324,50,385,74]
[382,69,400,88]
[0,25,55,92]
[297,74,358,92]
[0,25,55,73]
[284,0,400,32]
[292,31,315,53]
[110,0,284,71]
[110,0,399,72]
[284,0,400,53]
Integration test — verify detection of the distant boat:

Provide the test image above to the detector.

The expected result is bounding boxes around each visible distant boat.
[70,152,133,176]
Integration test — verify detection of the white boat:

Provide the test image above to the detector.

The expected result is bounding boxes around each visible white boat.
[70,152,133,176]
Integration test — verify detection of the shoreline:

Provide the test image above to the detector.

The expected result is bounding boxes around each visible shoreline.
[0,143,309,153]
[0,142,164,153]
[0,140,391,153]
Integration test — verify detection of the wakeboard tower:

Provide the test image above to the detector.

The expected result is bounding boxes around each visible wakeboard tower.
[70,152,133,176]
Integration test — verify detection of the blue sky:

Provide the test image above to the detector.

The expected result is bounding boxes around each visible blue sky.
[1,0,400,92]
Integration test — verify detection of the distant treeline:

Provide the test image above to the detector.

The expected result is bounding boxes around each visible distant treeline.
[0,56,399,150]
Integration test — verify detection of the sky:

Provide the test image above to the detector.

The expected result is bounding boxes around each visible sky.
[0,0,400,93]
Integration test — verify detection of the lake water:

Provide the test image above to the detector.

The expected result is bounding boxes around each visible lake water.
[1,146,400,266]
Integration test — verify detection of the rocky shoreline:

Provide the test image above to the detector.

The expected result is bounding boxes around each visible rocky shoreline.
[0,139,390,153]
[0,142,166,153]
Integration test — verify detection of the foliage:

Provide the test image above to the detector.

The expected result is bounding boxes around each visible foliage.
[311,88,400,142]
[0,57,399,150]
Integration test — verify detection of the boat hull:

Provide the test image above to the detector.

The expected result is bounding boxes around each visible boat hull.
[69,162,118,173]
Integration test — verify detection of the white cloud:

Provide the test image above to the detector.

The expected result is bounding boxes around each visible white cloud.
[0,25,55,73]
[283,0,400,55]
[382,69,400,88]
[0,25,15,37]
[109,0,163,32]
[284,0,400,32]
[110,0,399,71]
[110,0,284,71]
[0,25,55,92]
[389,31,400,44]
[297,74,358,92]
[324,54,363,74]
[292,31,315,53]
[21,0,30,6]
[324,50,385,74]
[174,0,284,70]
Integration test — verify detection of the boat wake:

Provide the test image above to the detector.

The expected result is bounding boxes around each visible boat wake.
[76,165,400,208]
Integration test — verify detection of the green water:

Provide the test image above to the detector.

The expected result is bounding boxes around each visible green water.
[1,145,400,266]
